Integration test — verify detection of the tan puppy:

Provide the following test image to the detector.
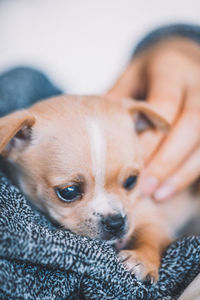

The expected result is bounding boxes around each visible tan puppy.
[0,95,199,283]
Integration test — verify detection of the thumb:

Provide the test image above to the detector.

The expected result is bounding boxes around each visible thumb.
[106,58,144,100]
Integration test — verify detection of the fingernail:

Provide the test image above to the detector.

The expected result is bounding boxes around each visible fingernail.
[154,183,175,201]
[141,176,159,196]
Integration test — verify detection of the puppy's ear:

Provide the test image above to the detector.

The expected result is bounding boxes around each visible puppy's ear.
[0,110,35,156]
[123,98,170,133]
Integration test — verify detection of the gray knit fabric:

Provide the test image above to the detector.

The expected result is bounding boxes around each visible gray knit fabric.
[1,25,200,298]
[0,66,62,117]
[0,172,200,300]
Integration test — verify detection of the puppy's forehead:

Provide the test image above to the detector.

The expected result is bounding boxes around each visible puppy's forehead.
[29,95,140,180]
[30,94,135,139]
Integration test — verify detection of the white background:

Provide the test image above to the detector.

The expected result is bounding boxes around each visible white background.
[0,0,199,94]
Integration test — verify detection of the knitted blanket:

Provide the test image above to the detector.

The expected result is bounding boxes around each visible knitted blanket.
[0,172,200,300]
[0,67,200,300]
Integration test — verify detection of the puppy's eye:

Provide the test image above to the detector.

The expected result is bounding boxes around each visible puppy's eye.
[55,184,82,203]
[123,175,138,190]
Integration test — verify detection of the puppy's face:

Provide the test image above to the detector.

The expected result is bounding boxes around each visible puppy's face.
[0,95,169,243]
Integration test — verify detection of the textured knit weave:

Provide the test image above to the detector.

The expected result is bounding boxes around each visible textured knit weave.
[0,173,200,300]
[1,23,200,298]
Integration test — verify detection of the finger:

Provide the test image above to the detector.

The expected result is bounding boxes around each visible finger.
[106,58,144,100]
[138,130,163,162]
[139,68,184,164]
[154,145,200,201]
[141,97,200,196]
[146,49,186,120]
[147,71,184,123]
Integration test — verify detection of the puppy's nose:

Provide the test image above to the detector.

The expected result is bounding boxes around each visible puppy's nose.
[102,214,125,233]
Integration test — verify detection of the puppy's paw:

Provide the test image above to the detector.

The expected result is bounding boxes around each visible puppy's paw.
[118,249,159,284]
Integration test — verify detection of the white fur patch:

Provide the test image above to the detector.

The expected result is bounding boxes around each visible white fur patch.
[86,117,111,212]
[86,117,123,214]
[86,117,106,192]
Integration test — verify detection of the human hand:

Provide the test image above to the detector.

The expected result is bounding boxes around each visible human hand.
[107,37,200,201]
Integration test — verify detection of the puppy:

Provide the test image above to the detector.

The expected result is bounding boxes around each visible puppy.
[0,95,199,283]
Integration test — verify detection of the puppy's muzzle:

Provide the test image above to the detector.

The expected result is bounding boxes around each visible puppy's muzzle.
[100,214,127,239]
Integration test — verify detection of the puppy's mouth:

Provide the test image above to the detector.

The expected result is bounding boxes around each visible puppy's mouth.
[114,237,129,250]
[98,213,129,242]
[100,225,129,248]
[104,234,129,251]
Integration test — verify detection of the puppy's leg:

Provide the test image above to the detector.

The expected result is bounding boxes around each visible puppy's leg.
[118,224,171,283]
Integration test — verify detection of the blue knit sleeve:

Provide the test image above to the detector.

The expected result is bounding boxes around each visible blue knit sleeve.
[134,24,200,55]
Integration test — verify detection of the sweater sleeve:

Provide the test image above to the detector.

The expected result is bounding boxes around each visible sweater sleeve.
[134,23,200,55]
